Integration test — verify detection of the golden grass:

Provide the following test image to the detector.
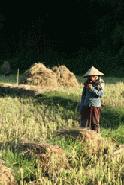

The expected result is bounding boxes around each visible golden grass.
[0,75,123,184]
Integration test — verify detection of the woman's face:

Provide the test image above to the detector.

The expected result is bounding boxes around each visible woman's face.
[89,75,98,82]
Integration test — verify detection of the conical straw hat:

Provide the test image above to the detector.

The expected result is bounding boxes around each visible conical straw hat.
[83,66,104,77]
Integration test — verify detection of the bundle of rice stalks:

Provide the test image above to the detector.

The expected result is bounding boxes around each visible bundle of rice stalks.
[22,63,79,89]
[57,128,117,155]
[22,63,58,88]
[14,142,69,176]
[52,65,79,88]
[0,159,16,185]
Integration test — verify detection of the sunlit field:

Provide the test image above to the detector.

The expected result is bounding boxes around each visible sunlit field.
[0,75,124,184]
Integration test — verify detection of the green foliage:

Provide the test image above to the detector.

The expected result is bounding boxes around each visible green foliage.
[1,149,37,182]
[6,46,124,77]
[0,74,21,84]
[0,61,11,75]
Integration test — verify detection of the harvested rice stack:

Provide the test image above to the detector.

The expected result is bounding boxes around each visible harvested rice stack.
[22,63,79,88]
[0,160,16,185]
[14,142,68,175]
[52,65,79,87]
[22,63,58,88]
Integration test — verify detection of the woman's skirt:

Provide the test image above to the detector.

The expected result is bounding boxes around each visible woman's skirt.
[80,106,101,131]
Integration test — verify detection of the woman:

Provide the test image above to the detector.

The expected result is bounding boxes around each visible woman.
[79,66,104,133]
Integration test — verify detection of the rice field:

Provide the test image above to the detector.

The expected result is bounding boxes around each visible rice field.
[0,75,124,184]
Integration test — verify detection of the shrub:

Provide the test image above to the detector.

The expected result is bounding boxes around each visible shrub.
[0,61,11,75]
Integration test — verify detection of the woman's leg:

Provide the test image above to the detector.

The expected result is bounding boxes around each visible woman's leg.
[89,107,101,133]
[80,106,89,128]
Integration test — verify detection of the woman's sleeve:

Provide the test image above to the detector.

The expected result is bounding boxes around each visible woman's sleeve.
[91,87,104,97]
[79,87,86,112]
[80,87,86,102]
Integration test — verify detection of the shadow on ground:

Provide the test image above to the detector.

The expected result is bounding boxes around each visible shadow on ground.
[0,85,36,97]
[101,106,124,129]
[0,85,78,109]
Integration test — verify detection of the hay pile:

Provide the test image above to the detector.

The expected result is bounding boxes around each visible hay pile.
[57,128,116,155]
[22,63,79,89]
[15,142,68,175]
[57,128,103,144]
[22,63,58,88]
[52,65,79,87]
[0,160,16,185]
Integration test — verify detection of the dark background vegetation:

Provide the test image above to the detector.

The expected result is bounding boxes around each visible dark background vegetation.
[0,0,124,76]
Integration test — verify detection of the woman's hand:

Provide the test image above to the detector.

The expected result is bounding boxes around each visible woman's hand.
[87,84,93,91]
